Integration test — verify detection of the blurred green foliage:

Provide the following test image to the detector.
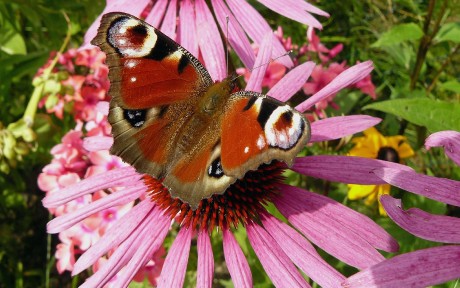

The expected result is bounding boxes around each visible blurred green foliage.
[0,0,459,287]
[0,1,103,287]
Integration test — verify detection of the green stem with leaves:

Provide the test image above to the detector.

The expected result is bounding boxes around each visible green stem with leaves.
[23,12,72,127]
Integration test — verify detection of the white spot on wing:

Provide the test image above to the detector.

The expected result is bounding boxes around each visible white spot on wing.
[257,135,266,149]
[130,77,137,82]
[244,146,249,154]
[126,60,136,68]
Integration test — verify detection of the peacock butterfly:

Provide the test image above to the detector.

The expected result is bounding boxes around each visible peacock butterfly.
[91,12,311,209]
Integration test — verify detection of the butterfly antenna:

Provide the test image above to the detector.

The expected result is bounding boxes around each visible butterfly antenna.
[231,50,293,82]
[225,16,230,74]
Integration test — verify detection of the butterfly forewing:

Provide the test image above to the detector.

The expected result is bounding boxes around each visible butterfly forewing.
[92,12,213,180]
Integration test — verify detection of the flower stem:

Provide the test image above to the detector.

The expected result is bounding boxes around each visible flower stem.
[23,11,72,127]
[410,0,448,90]
[427,44,460,94]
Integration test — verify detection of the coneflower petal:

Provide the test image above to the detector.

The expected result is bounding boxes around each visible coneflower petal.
[373,168,460,207]
[157,227,193,288]
[268,61,315,102]
[425,131,460,166]
[381,195,460,243]
[223,229,252,288]
[310,115,381,142]
[42,166,140,208]
[247,223,311,288]
[245,33,272,92]
[72,200,157,275]
[296,61,374,112]
[213,0,255,69]
[343,246,460,288]
[275,185,389,269]
[197,231,214,288]
[261,212,345,288]
[47,186,144,233]
[292,156,413,185]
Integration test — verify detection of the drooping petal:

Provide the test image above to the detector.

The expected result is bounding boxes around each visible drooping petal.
[160,0,177,40]
[284,0,329,16]
[157,227,193,288]
[275,184,393,269]
[72,200,156,275]
[222,229,252,288]
[372,168,460,207]
[179,0,199,57]
[113,213,171,288]
[226,0,293,67]
[79,208,169,288]
[145,0,168,27]
[47,186,144,233]
[261,212,345,288]
[82,0,151,49]
[246,33,272,92]
[268,61,315,102]
[296,61,374,112]
[343,245,460,288]
[292,155,414,185]
[310,115,381,142]
[246,223,311,288]
[381,195,460,243]
[195,0,226,81]
[42,166,140,208]
[425,131,460,166]
[197,231,214,288]
[83,136,113,151]
[212,0,255,69]
[257,0,322,29]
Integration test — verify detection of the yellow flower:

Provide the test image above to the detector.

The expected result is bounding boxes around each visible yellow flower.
[347,127,414,216]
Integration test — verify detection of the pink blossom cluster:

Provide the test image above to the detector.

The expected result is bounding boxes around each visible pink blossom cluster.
[37,49,165,286]
[301,28,376,116]
[37,48,110,122]
[238,27,376,118]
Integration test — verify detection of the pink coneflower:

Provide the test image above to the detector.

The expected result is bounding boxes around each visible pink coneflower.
[82,0,329,80]
[344,130,460,286]
[43,33,407,286]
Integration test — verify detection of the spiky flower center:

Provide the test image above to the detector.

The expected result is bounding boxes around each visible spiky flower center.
[144,162,284,231]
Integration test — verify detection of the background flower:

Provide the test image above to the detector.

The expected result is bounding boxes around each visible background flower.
[347,127,415,215]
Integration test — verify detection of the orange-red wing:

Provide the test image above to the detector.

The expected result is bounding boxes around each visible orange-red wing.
[91,12,213,109]
[221,92,311,179]
[221,97,267,172]
[134,118,170,165]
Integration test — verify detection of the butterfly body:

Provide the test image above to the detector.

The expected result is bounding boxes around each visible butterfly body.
[92,13,310,209]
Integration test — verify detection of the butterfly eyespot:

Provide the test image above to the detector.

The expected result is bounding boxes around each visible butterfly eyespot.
[257,99,279,128]
[208,158,224,178]
[131,24,148,37]
[123,109,147,127]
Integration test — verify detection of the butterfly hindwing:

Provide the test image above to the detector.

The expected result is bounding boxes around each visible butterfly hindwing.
[221,92,311,178]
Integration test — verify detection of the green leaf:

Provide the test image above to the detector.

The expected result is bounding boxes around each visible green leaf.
[364,98,460,132]
[434,22,460,44]
[0,18,26,55]
[372,23,424,47]
[440,80,460,93]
